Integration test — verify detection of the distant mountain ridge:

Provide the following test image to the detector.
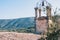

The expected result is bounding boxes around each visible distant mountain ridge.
[0,17,35,30]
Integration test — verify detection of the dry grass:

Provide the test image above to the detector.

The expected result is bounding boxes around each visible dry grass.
[0,32,41,40]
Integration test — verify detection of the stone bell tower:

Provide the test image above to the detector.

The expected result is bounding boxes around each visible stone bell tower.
[34,0,52,34]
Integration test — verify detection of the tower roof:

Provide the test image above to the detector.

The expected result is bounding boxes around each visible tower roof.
[35,0,52,8]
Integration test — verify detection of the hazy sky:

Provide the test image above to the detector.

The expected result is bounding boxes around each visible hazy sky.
[0,0,60,19]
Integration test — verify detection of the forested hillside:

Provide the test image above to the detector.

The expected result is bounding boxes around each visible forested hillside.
[0,17,35,32]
